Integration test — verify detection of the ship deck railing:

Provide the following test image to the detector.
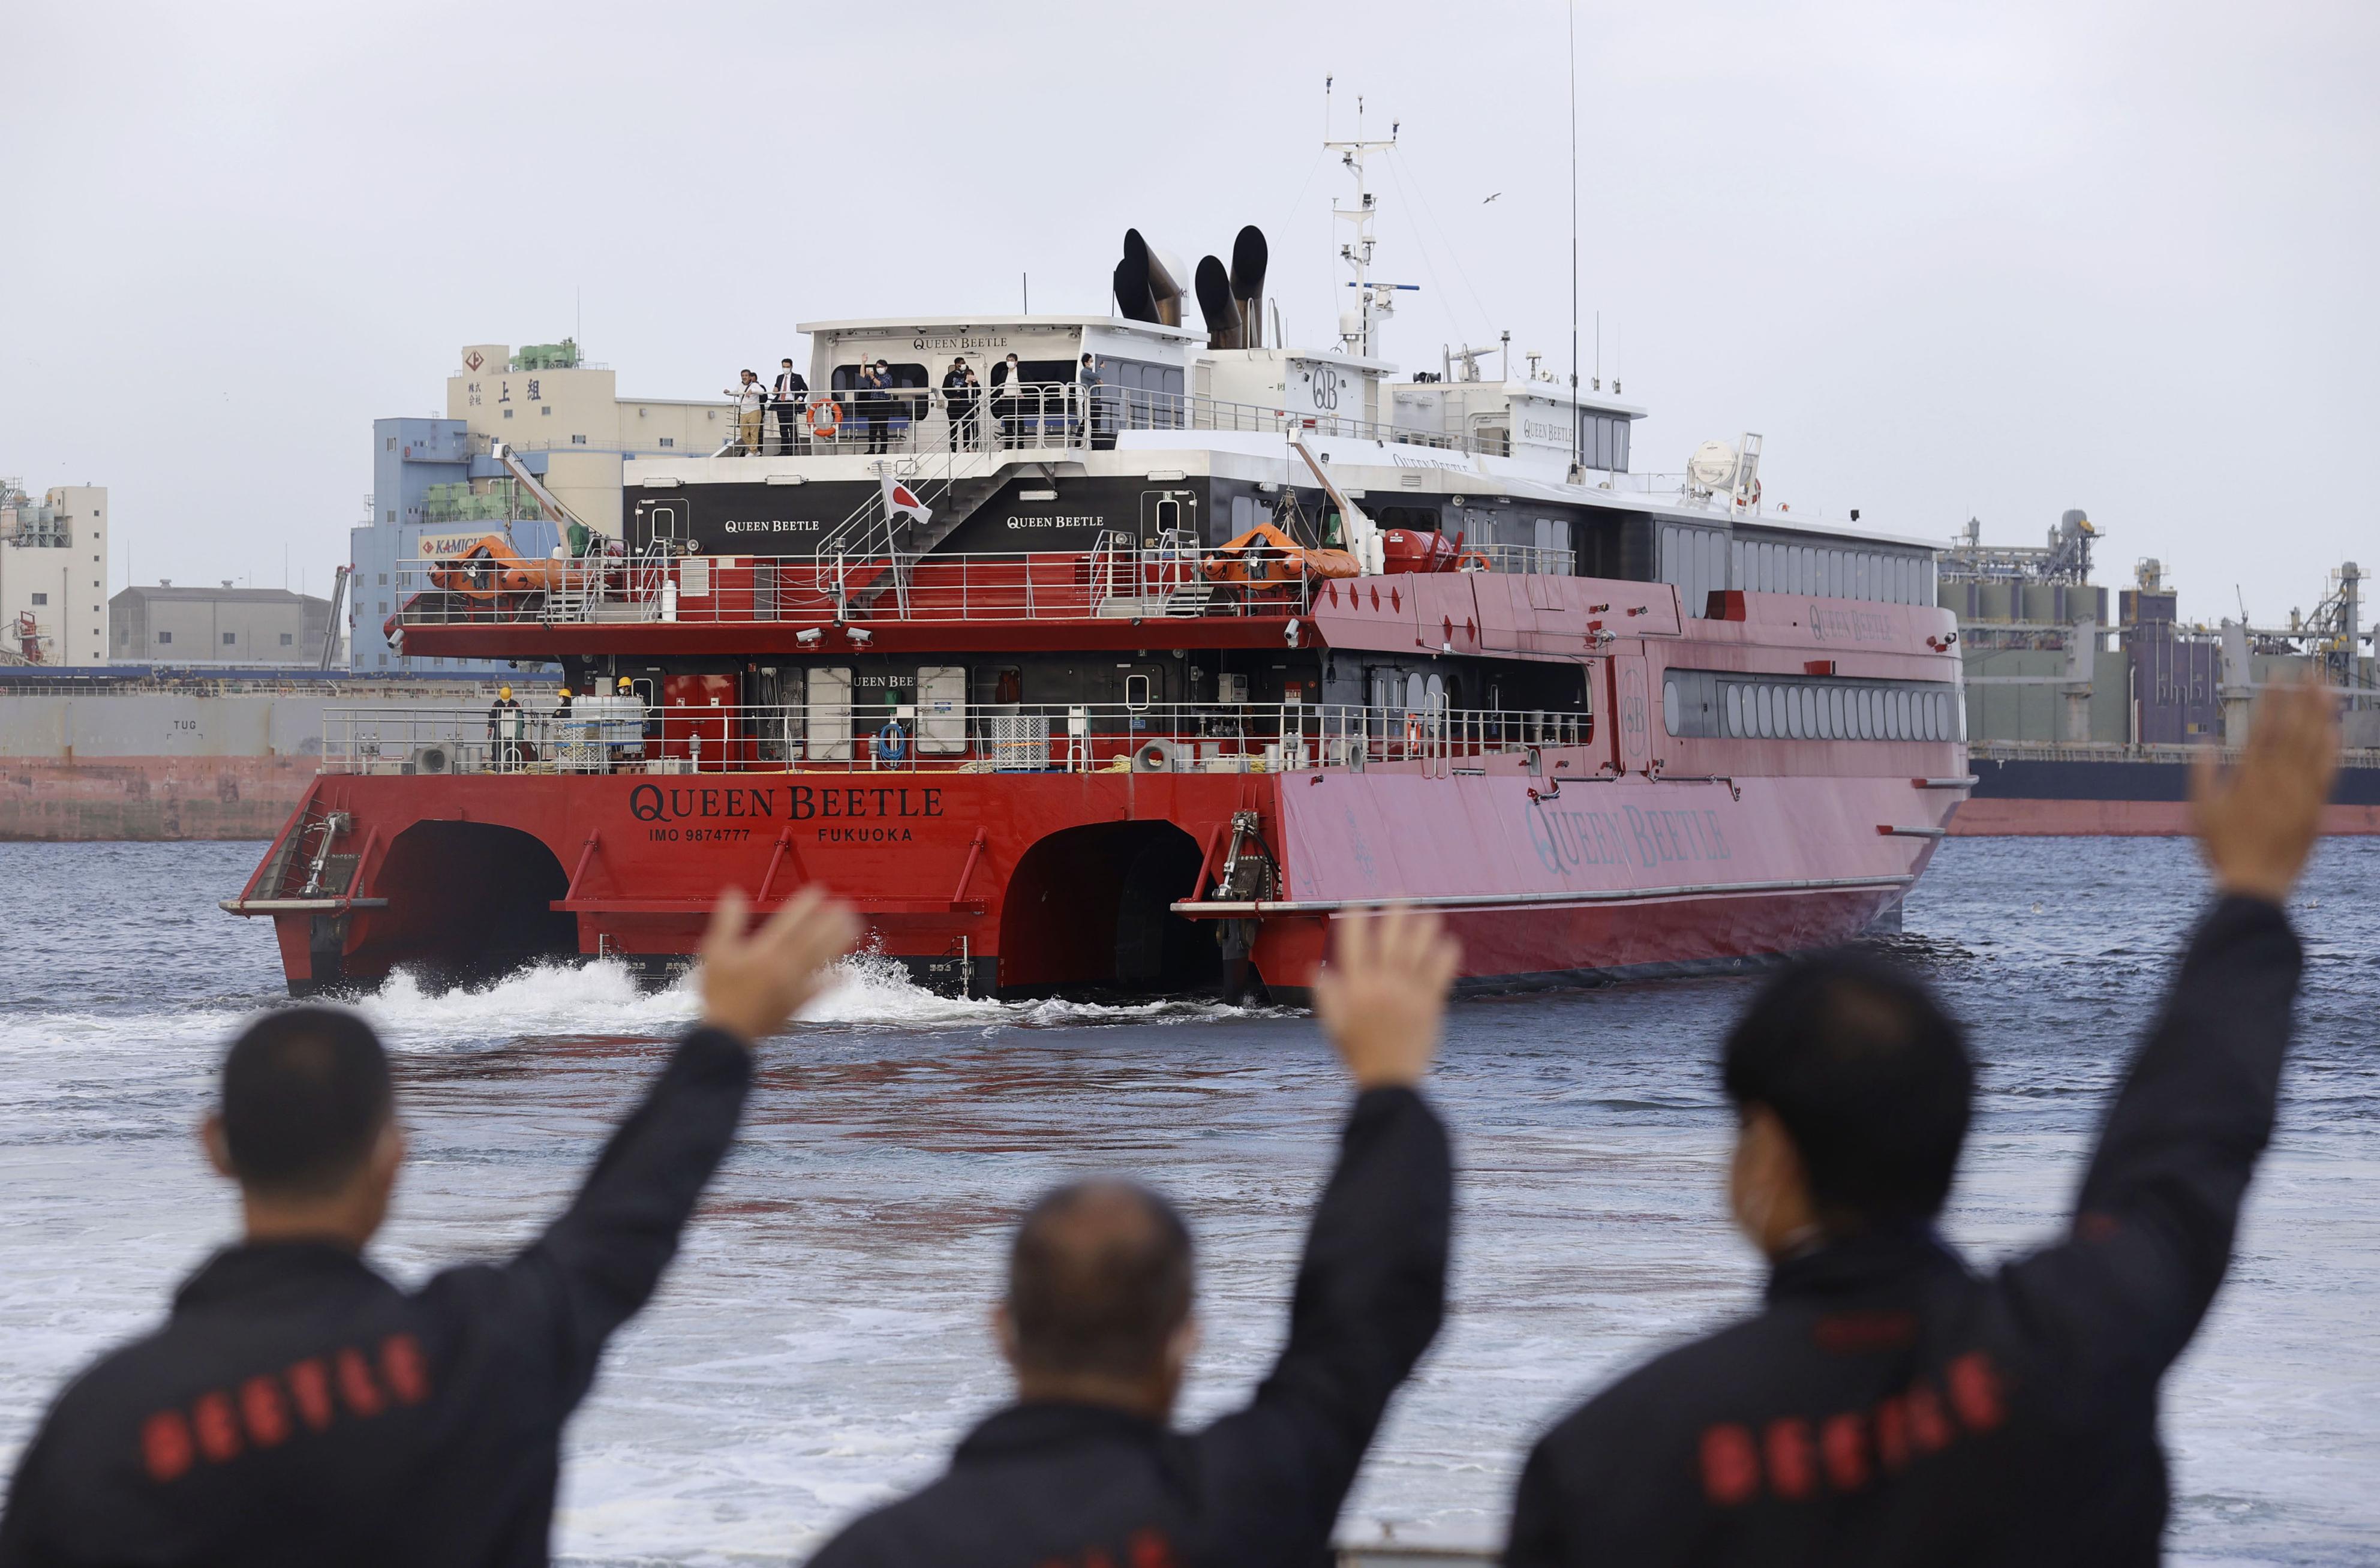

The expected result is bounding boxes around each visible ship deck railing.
[389,536,1586,634]
[319,699,1594,778]
[656,383,1493,463]
[389,540,1320,629]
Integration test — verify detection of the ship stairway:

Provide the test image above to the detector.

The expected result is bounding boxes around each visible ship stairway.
[818,458,1050,618]
[258,807,359,900]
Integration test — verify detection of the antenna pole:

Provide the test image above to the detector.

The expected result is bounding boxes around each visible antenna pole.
[1326,109,1398,357]
[1568,0,1581,476]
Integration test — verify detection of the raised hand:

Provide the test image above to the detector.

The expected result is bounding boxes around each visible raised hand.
[1311,906,1462,1089]
[2191,674,2339,905]
[696,885,863,1045]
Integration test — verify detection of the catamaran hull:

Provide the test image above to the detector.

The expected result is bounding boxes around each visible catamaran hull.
[229,753,1957,1001]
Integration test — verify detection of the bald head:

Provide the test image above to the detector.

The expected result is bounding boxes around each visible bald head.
[1006,1180,1194,1381]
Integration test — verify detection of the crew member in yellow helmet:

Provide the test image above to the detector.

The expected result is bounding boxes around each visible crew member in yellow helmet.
[487,684,524,770]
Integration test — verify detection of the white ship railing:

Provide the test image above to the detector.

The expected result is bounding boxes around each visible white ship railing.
[385,539,1313,629]
[675,384,1500,462]
[319,699,1595,778]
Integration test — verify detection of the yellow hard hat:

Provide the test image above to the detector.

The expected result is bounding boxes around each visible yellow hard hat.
[617,676,633,690]
[498,684,512,698]
[559,686,572,698]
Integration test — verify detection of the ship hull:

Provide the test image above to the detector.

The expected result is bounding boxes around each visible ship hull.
[230,755,1953,1000]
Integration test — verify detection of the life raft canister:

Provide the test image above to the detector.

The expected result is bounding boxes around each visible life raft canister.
[807,400,842,437]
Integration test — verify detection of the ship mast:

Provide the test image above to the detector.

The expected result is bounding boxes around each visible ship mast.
[1326,97,1404,359]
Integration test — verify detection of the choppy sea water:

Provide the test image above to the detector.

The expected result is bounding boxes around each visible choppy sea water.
[0,838,2373,1565]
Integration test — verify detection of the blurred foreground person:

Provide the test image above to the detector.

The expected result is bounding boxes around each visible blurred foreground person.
[0,887,860,1568]
[807,906,1461,1568]
[1505,678,2339,1567]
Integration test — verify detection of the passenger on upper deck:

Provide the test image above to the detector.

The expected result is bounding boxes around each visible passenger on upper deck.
[943,357,981,449]
[804,907,1458,1568]
[1503,678,2340,1568]
[724,369,768,456]
[858,361,893,456]
[772,359,809,455]
[1077,353,1107,450]
[991,352,1024,449]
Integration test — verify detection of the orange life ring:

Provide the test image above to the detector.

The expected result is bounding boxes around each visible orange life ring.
[807,400,842,437]
[1405,713,1424,747]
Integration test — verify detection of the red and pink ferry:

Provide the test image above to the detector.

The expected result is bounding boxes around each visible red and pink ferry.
[227,173,1969,1001]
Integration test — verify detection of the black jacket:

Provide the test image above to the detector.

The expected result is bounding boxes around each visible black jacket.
[806,1086,1452,1568]
[1506,896,2302,1568]
[0,1027,755,1568]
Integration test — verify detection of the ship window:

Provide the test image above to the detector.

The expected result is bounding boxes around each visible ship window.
[157,630,172,644]
[1377,505,1441,533]
[28,593,44,605]
[1125,673,1152,711]
[660,437,675,449]
[280,633,294,646]
[1667,672,1957,743]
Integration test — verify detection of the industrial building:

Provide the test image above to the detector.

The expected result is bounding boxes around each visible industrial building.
[0,481,109,666]
[1942,511,2375,748]
[109,584,335,667]
[350,340,734,671]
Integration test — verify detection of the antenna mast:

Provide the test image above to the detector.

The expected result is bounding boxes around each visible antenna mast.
[1567,1,1582,477]
[1326,96,1401,359]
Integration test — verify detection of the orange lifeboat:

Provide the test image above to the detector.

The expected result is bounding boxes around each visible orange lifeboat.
[1200,522,1360,587]
[428,535,571,599]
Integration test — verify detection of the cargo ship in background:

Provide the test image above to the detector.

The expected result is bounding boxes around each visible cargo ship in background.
[0,665,552,840]
[223,131,1973,1000]
[1942,513,2380,834]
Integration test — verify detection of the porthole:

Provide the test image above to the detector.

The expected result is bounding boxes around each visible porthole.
[1664,676,1682,737]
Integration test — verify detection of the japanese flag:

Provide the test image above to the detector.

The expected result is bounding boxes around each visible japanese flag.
[883,477,933,528]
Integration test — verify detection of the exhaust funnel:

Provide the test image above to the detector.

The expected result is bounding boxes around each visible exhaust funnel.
[1114,230,1187,327]
[1195,255,1241,349]
[1229,225,1269,347]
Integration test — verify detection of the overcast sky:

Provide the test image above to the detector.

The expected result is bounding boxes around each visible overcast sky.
[5,1,2373,624]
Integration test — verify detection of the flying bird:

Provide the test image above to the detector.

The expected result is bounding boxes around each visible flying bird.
[1482,192,1502,204]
